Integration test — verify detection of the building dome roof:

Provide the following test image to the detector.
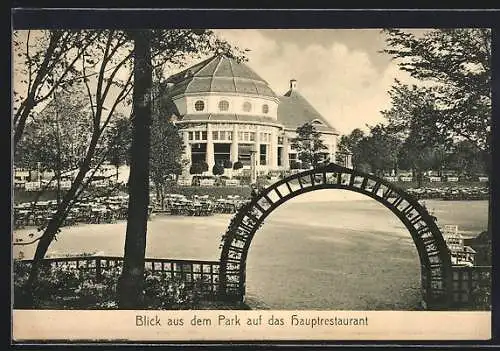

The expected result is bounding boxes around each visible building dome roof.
[166,55,278,99]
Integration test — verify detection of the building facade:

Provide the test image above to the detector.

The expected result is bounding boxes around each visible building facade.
[164,55,340,175]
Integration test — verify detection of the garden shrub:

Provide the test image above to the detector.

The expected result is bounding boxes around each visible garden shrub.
[13,261,210,309]
[212,164,225,176]
[189,162,204,175]
[289,160,301,169]
[233,161,243,170]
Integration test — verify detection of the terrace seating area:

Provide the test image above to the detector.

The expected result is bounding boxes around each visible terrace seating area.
[13,191,251,230]
[158,194,249,216]
[406,186,489,200]
[13,195,155,230]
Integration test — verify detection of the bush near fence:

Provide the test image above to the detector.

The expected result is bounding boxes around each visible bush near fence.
[13,256,227,310]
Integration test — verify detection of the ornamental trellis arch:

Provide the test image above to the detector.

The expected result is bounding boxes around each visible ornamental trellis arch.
[219,163,453,310]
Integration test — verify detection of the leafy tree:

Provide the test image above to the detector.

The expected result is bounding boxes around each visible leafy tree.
[381,81,452,186]
[106,116,132,181]
[356,124,401,176]
[396,122,448,187]
[22,30,138,306]
[398,144,437,187]
[446,140,488,177]
[15,85,91,175]
[336,128,365,167]
[18,28,245,308]
[117,30,152,309]
[118,29,245,308]
[382,28,491,152]
[13,30,101,148]
[290,122,328,168]
[149,83,186,210]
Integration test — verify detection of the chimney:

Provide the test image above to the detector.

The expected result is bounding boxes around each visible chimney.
[290,79,297,90]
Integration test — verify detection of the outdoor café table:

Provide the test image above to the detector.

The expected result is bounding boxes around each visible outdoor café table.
[90,208,107,224]
[14,210,29,228]
[200,203,213,216]
[35,202,50,211]
[170,202,181,215]
[190,203,203,216]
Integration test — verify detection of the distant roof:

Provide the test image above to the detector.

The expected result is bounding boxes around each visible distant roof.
[166,55,278,99]
[164,56,339,133]
[177,113,279,125]
[277,89,338,134]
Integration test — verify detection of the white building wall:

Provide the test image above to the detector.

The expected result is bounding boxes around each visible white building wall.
[173,94,279,120]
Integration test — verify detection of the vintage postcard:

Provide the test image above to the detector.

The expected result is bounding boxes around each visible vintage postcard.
[11,12,492,343]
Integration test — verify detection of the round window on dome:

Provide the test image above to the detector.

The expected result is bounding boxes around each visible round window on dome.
[218,100,230,112]
[262,104,269,114]
[243,101,252,112]
[194,100,205,111]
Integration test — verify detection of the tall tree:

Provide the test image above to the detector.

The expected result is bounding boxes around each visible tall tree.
[13,30,100,148]
[106,116,132,181]
[445,140,488,177]
[382,81,452,185]
[290,122,328,168]
[357,124,401,176]
[15,85,91,174]
[116,30,245,308]
[398,143,439,188]
[149,83,186,210]
[336,128,365,167]
[117,30,152,309]
[16,29,246,307]
[382,28,491,152]
[22,30,136,306]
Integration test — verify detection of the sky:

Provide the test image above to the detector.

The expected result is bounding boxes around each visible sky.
[211,29,417,135]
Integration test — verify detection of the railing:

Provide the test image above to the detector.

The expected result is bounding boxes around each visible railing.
[15,256,491,309]
[17,256,222,299]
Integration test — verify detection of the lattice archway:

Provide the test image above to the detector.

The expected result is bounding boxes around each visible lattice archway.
[219,163,453,310]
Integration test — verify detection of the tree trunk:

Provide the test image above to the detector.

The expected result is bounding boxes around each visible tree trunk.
[416,170,423,188]
[23,164,89,306]
[116,165,119,182]
[117,30,152,309]
[56,170,61,207]
[155,182,161,210]
[160,183,165,211]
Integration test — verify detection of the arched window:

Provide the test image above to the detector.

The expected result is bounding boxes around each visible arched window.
[194,100,205,111]
[262,104,269,114]
[243,101,252,112]
[218,100,230,112]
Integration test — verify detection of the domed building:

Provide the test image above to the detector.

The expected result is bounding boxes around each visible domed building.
[164,55,340,176]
